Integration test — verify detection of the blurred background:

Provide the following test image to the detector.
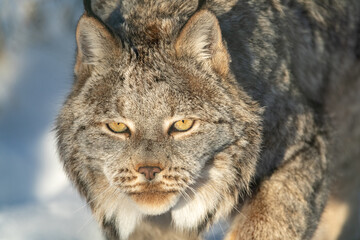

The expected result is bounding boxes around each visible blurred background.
[0,0,103,239]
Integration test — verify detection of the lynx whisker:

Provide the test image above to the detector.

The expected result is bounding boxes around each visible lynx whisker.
[218,220,226,238]
[76,211,97,234]
[71,184,113,215]
[179,190,191,203]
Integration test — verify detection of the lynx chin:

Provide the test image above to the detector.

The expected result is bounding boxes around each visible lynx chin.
[56,0,360,239]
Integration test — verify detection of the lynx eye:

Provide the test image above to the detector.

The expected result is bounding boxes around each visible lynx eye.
[106,122,129,134]
[172,119,194,132]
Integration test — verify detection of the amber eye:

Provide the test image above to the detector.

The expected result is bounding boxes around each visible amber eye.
[172,119,194,132]
[106,122,129,134]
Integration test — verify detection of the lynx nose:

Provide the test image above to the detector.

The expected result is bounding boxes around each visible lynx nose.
[137,166,162,181]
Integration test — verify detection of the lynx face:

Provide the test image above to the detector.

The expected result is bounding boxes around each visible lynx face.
[57,7,262,237]
[74,60,240,215]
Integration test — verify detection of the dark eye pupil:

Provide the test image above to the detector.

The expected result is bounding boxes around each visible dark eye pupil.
[182,120,185,123]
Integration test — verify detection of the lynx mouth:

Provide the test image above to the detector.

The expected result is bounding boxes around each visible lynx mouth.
[128,191,180,215]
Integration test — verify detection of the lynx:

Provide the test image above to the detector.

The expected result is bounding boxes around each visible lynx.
[56,0,360,239]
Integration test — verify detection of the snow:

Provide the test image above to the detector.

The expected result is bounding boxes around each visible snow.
[0,1,103,239]
[0,190,103,240]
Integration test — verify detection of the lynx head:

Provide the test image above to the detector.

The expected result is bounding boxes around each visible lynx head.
[57,5,262,238]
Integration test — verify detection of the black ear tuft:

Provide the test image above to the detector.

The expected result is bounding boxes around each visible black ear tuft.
[83,0,93,15]
[83,0,105,23]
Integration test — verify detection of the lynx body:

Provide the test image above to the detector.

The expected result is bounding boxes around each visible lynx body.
[57,0,360,239]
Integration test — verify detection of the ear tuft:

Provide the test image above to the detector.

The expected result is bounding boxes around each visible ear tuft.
[75,14,120,75]
[175,10,229,76]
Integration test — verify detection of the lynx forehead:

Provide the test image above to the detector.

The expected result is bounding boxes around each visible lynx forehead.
[57,0,360,239]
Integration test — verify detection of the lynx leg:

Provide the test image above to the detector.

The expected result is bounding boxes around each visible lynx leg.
[225,137,329,240]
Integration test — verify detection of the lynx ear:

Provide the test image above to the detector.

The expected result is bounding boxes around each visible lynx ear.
[175,10,229,76]
[75,13,120,75]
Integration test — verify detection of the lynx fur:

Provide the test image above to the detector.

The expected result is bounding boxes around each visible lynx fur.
[56,0,360,239]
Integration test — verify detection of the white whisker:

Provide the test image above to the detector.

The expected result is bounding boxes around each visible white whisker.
[76,212,96,234]
[72,185,112,215]
[218,220,226,237]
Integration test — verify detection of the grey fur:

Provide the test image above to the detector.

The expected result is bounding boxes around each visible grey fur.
[57,0,360,239]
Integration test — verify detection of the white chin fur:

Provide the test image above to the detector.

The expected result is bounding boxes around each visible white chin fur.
[103,193,143,240]
[171,193,220,230]
[132,194,181,215]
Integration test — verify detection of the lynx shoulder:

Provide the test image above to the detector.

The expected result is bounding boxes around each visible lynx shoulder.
[57,0,360,239]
